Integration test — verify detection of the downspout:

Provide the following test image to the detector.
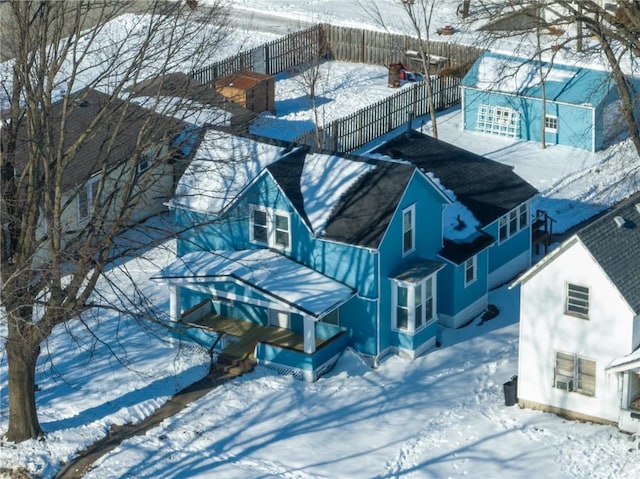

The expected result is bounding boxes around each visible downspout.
[374,248,381,368]
[460,88,465,130]
[592,107,597,152]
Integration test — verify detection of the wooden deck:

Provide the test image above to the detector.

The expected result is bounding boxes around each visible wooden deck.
[191,314,326,357]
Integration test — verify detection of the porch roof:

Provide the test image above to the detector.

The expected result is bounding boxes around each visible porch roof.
[607,346,640,373]
[154,249,356,318]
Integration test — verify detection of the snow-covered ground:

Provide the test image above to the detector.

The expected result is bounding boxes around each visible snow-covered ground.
[2,1,640,478]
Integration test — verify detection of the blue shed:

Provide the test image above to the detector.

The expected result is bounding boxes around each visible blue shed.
[461,51,630,152]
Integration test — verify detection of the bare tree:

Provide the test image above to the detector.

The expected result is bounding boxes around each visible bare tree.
[551,0,640,156]
[287,25,331,148]
[0,0,231,442]
[360,0,440,138]
[472,1,640,156]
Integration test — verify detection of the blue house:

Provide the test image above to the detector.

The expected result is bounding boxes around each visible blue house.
[460,51,635,152]
[153,129,537,381]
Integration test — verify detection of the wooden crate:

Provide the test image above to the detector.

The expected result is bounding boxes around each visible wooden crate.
[214,71,275,114]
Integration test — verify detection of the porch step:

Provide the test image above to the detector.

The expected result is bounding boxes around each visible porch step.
[214,352,256,376]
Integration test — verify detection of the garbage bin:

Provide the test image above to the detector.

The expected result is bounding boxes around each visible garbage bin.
[503,375,518,406]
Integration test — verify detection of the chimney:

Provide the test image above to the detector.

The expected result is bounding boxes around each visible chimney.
[613,215,626,228]
[406,110,414,133]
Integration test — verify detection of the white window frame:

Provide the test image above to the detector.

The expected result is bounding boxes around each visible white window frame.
[544,114,558,132]
[137,155,152,174]
[498,203,528,244]
[402,204,415,256]
[249,204,291,250]
[392,275,436,334]
[565,283,589,319]
[554,351,596,397]
[77,174,100,223]
[477,104,520,138]
[464,255,477,286]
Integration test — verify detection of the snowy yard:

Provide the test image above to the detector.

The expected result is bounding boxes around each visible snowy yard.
[2,1,640,478]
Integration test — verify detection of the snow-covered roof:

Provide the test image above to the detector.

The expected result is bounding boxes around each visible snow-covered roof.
[461,52,615,107]
[606,346,640,373]
[155,249,355,317]
[300,153,376,235]
[426,172,481,242]
[172,131,292,215]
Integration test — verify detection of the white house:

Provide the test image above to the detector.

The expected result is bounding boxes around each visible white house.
[513,193,640,434]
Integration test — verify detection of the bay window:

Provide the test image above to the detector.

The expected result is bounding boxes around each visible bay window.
[392,276,435,334]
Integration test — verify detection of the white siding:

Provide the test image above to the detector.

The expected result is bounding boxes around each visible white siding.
[518,240,635,424]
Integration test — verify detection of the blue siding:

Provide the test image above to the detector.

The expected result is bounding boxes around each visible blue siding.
[378,172,447,355]
[485,221,532,274]
[395,319,438,351]
[438,249,489,321]
[463,88,595,151]
[176,173,378,297]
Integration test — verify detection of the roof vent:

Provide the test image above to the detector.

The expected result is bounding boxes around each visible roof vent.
[613,215,626,228]
[73,98,89,107]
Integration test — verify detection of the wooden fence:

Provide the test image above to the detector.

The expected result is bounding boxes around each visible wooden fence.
[191,23,484,153]
[192,24,326,84]
[192,23,483,85]
[325,25,485,71]
[297,76,461,153]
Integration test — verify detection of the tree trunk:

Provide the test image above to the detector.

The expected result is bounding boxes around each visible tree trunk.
[462,1,471,19]
[5,332,43,442]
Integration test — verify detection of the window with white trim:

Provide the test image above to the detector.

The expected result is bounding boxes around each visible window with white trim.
[402,205,415,256]
[464,256,476,286]
[392,276,435,334]
[477,104,520,138]
[78,175,100,223]
[565,283,589,319]
[554,351,596,396]
[249,205,290,250]
[544,114,558,132]
[498,203,528,243]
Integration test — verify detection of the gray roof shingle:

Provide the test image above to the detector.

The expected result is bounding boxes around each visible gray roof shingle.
[372,131,538,226]
[576,193,640,315]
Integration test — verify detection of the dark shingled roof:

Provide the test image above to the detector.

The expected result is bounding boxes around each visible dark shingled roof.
[266,145,415,250]
[266,146,312,229]
[6,87,188,190]
[372,131,538,226]
[576,193,640,315]
[321,160,415,249]
[439,231,495,265]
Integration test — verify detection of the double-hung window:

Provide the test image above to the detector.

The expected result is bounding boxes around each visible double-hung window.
[554,351,596,396]
[393,276,434,334]
[78,175,100,223]
[249,205,290,250]
[402,205,415,256]
[498,203,528,243]
[565,283,589,319]
[464,256,476,286]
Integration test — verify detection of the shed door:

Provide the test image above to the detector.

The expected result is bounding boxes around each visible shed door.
[476,104,520,138]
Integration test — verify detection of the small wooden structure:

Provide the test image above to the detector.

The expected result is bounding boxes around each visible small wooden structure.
[214,71,275,114]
